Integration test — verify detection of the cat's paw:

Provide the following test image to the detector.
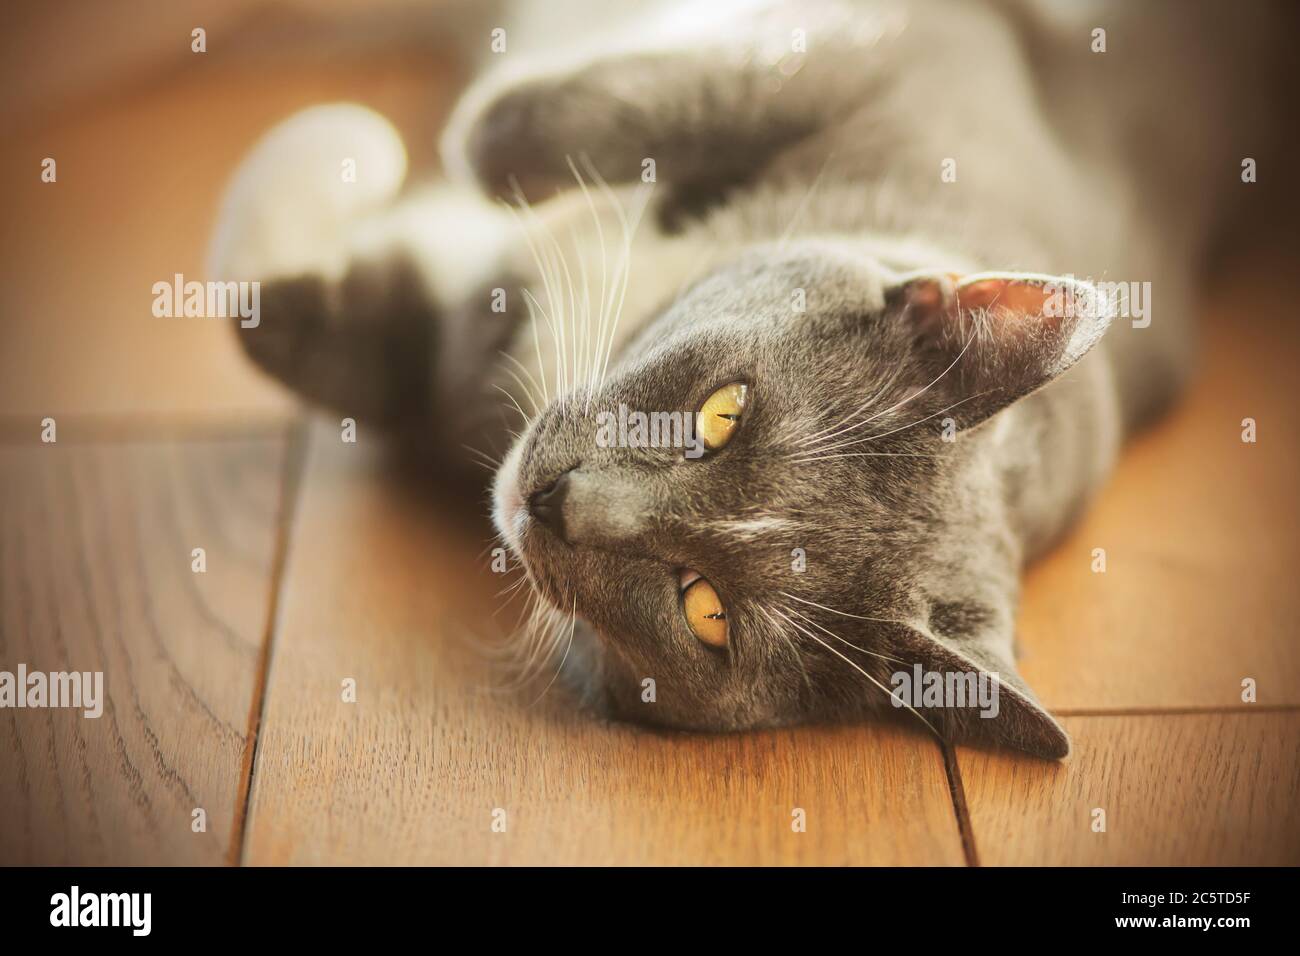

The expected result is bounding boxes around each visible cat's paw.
[208,103,407,283]
[442,66,645,202]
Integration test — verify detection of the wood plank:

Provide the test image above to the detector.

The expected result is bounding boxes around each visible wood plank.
[0,54,452,423]
[957,712,1300,866]
[1017,259,1300,711]
[0,435,288,864]
[244,426,965,865]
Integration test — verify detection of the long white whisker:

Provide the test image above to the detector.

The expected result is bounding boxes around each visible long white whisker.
[498,352,544,415]
[798,317,980,451]
[506,188,568,395]
[538,191,580,399]
[529,595,577,706]
[492,383,532,424]
[791,451,946,464]
[522,287,563,399]
[562,164,595,403]
[754,604,814,692]
[513,596,565,688]
[772,607,938,739]
[780,604,906,665]
[778,151,834,246]
[583,156,653,391]
[568,156,609,409]
[797,389,995,459]
[780,590,912,628]
[795,366,904,448]
[500,199,555,404]
[461,443,502,472]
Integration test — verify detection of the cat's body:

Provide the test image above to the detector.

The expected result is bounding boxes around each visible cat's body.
[211,0,1286,756]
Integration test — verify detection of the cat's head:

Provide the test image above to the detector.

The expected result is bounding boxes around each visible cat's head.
[493,240,1113,758]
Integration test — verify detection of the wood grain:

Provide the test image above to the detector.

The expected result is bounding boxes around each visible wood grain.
[4,43,1298,868]
[0,436,287,864]
[1016,261,1300,711]
[0,54,452,424]
[242,426,966,865]
[956,712,1300,866]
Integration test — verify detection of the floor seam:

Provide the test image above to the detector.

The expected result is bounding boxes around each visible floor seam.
[1052,704,1299,718]
[941,742,980,867]
[227,416,310,866]
[0,414,293,445]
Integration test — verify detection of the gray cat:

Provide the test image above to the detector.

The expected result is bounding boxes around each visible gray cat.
[209,0,1287,757]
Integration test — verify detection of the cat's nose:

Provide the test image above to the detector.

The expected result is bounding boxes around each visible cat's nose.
[528,468,572,540]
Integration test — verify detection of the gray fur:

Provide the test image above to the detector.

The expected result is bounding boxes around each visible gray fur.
[212,0,1288,758]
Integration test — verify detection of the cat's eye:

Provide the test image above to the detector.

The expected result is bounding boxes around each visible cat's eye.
[681,572,728,648]
[696,382,749,452]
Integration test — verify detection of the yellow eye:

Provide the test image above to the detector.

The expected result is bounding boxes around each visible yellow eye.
[696,382,749,452]
[682,575,729,648]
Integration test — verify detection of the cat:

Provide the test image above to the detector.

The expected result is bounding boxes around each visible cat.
[208,0,1287,757]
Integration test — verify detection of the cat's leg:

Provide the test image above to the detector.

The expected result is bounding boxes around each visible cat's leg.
[441,2,883,214]
[443,2,1059,237]
[208,104,521,447]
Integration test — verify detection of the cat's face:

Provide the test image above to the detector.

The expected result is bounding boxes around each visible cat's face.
[493,241,1107,754]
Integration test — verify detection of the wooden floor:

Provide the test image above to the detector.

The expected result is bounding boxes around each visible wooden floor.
[2,55,1298,867]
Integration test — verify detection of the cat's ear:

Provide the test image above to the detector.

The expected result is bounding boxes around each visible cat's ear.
[884,271,1115,430]
[890,615,1070,759]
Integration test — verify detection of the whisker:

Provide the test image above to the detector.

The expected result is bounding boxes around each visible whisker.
[508,593,564,690]
[499,197,555,404]
[528,594,578,706]
[780,604,906,665]
[778,151,834,246]
[561,159,597,404]
[567,155,609,409]
[492,383,532,425]
[537,189,580,397]
[520,287,564,397]
[505,181,580,398]
[491,575,533,619]
[494,573,530,600]
[754,603,814,693]
[772,607,938,739]
[799,318,980,450]
[779,591,913,630]
[582,155,653,392]
[790,451,946,464]
[498,352,545,415]
[797,389,994,458]
[795,365,903,448]
[461,443,502,473]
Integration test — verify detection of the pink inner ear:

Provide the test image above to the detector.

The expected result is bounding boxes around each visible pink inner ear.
[956,277,1052,319]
